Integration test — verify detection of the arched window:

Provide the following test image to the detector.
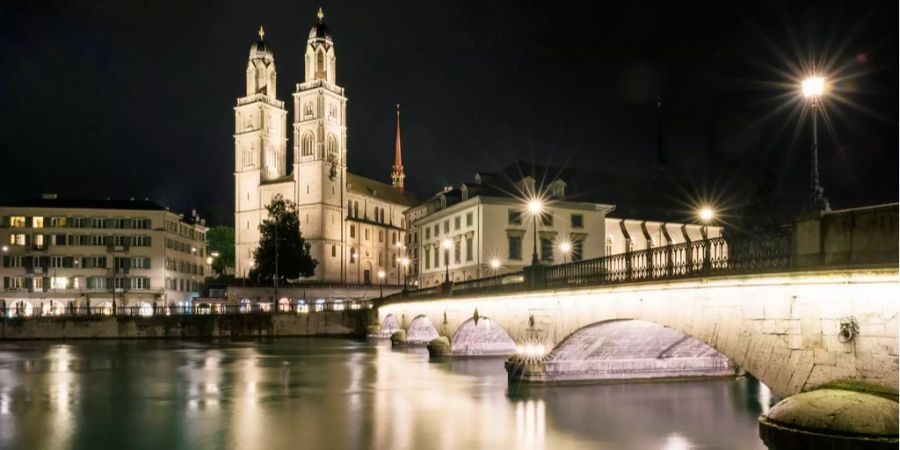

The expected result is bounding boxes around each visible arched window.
[301,133,314,157]
[326,134,338,163]
[605,236,613,256]
[316,50,325,78]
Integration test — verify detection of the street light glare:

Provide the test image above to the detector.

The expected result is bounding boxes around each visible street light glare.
[377,270,385,279]
[699,207,715,222]
[802,76,825,97]
[559,242,571,253]
[527,199,543,215]
[490,259,501,269]
[442,238,452,250]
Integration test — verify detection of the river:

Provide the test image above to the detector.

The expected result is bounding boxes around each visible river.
[0,338,775,449]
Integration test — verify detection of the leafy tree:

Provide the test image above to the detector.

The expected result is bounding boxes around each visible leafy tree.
[249,195,317,284]
[207,226,234,275]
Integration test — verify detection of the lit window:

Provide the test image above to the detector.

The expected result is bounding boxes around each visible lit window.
[32,217,44,228]
[9,216,25,228]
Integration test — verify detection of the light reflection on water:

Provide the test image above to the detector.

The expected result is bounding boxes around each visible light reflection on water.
[0,339,774,450]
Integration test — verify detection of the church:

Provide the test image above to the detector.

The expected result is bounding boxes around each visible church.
[234,9,417,284]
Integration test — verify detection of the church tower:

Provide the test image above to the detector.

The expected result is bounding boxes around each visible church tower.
[292,8,348,281]
[391,104,406,191]
[234,27,288,277]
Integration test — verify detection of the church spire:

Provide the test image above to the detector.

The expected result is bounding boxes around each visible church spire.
[391,103,406,191]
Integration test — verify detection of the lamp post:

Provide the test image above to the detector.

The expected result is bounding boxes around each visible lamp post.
[441,239,452,283]
[527,199,543,266]
[698,207,715,272]
[377,269,385,298]
[559,241,571,265]
[400,257,410,291]
[802,76,831,212]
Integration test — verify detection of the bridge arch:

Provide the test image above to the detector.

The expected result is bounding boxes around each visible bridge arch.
[406,315,439,345]
[450,317,517,357]
[542,319,735,383]
[381,314,401,334]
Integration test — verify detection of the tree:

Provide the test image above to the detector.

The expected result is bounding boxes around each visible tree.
[737,164,780,233]
[207,226,234,276]
[250,195,317,284]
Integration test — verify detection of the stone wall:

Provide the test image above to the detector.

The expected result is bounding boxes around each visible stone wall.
[0,310,373,340]
[793,203,898,267]
[379,267,899,398]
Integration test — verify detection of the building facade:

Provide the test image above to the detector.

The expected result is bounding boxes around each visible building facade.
[0,196,208,316]
[409,165,720,287]
[235,11,415,284]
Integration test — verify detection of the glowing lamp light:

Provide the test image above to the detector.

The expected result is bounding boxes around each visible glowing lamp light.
[442,238,452,250]
[489,259,501,269]
[400,257,410,267]
[559,241,571,254]
[698,207,715,223]
[802,76,825,97]
[206,256,214,265]
[527,199,543,215]
[377,270,385,279]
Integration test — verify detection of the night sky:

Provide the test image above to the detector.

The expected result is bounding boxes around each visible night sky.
[1,1,896,226]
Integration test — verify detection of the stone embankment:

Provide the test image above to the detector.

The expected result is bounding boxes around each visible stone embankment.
[0,311,372,340]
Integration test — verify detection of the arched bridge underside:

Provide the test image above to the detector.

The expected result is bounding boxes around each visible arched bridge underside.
[378,268,899,398]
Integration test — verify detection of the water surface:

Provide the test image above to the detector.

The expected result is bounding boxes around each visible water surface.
[0,338,773,449]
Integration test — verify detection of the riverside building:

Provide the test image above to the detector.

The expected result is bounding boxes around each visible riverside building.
[0,195,208,316]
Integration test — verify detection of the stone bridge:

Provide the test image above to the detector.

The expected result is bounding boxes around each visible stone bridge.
[377,267,898,399]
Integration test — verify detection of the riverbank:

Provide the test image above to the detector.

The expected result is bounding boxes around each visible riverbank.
[0,310,373,340]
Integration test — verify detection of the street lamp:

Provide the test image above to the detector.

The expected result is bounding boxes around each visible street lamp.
[442,238,452,283]
[802,76,831,212]
[490,258,501,270]
[698,207,715,271]
[527,199,544,266]
[559,241,571,264]
[377,269,386,298]
[400,256,410,290]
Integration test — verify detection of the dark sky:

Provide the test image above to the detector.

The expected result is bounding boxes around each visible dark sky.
[1,0,896,226]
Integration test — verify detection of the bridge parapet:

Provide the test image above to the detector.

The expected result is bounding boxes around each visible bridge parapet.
[382,203,897,305]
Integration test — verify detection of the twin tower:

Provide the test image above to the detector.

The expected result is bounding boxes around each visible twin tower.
[234,9,409,281]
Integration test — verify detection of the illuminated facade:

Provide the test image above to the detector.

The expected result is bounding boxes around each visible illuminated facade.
[409,165,720,287]
[235,10,416,283]
[0,195,209,315]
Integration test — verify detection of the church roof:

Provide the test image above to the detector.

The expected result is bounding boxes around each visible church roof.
[309,8,332,40]
[347,172,418,206]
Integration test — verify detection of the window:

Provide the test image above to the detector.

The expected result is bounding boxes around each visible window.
[508,236,522,260]
[454,240,461,263]
[326,134,338,163]
[9,234,25,245]
[87,277,106,289]
[542,214,553,226]
[508,210,522,225]
[425,227,430,240]
[443,220,449,233]
[433,225,439,237]
[50,276,68,289]
[378,230,384,243]
[572,239,584,262]
[354,202,359,218]
[34,234,45,248]
[50,217,67,227]
[466,238,473,262]
[466,212,473,227]
[540,238,553,262]
[3,256,22,267]
[50,256,64,268]
[571,214,583,228]
[131,257,151,269]
[364,228,369,240]
[32,217,44,228]
[92,218,106,228]
[425,248,431,269]
[434,247,440,267]
[350,225,356,238]
[131,277,150,290]
[454,216,461,230]
[331,245,336,257]
[9,216,25,228]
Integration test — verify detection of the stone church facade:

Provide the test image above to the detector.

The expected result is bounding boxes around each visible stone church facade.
[234,10,415,284]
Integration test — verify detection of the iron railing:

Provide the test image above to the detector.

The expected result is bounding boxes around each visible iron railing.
[382,228,795,303]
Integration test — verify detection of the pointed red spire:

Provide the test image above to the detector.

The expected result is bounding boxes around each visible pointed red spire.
[391,103,405,191]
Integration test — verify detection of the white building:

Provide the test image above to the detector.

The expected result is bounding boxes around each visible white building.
[409,163,720,287]
[234,10,416,284]
[0,195,209,315]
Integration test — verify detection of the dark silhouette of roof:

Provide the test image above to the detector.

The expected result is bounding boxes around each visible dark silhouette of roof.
[0,196,168,211]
